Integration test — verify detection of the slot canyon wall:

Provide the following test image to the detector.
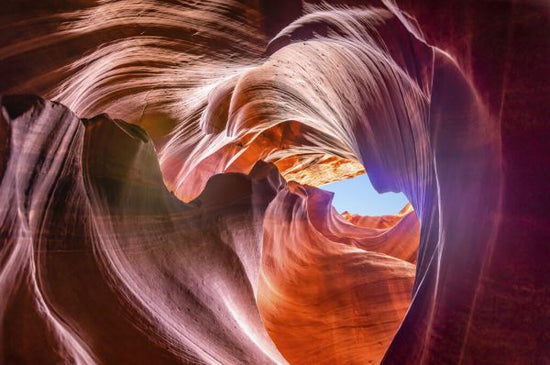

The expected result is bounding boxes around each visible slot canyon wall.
[0,1,548,364]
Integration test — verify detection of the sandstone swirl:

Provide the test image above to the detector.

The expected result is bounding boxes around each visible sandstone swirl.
[0,1,548,364]
[0,95,417,364]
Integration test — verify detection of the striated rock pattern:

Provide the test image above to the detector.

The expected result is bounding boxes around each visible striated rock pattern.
[258,185,418,364]
[0,95,287,364]
[0,95,417,364]
[1,1,549,364]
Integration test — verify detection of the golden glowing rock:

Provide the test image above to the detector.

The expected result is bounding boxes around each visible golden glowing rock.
[0,1,547,364]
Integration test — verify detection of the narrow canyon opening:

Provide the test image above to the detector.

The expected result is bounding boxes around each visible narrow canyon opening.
[320,173,410,216]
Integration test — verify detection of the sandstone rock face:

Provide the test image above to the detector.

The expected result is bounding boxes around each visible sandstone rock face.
[0,95,417,364]
[0,1,548,364]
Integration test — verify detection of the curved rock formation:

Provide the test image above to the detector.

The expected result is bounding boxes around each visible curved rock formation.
[258,185,417,364]
[1,1,548,364]
[0,96,285,364]
[0,93,419,364]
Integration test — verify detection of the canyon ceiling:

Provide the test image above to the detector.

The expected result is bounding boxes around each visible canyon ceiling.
[0,0,549,364]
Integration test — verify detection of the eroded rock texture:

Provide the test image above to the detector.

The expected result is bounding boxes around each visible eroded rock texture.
[0,1,548,364]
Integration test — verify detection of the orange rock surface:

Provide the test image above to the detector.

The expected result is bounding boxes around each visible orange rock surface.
[0,1,548,364]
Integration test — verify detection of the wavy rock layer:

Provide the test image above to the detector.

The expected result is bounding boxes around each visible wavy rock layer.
[258,185,417,364]
[0,95,417,364]
[0,96,286,364]
[1,1,549,364]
